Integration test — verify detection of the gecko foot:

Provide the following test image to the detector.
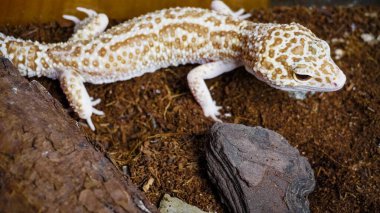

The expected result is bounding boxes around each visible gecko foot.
[63,7,98,29]
[204,103,223,122]
[82,98,104,130]
[63,7,109,41]
[233,9,251,20]
[92,99,104,130]
[89,97,104,115]
[84,106,104,131]
[76,7,97,17]
[90,98,104,115]
[211,0,251,20]
[63,7,97,22]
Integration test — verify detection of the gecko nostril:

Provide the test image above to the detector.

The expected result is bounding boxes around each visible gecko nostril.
[333,82,338,87]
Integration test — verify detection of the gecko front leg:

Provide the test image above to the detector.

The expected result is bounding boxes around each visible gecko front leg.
[211,0,251,20]
[63,7,109,42]
[187,61,242,122]
[59,69,104,130]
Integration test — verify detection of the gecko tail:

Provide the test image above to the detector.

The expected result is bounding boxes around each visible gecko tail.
[0,32,49,77]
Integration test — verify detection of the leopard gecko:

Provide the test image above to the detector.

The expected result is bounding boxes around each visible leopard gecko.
[0,1,346,130]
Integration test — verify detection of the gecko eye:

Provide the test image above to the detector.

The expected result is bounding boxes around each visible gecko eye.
[293,73,312,81]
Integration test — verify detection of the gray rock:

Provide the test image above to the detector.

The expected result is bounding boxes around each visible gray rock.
[159,194,208,213]
[206,123,315,213]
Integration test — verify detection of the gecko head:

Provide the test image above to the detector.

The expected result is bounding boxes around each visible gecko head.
[247,23,346,92]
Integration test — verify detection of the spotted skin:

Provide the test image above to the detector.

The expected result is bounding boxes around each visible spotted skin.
[248,24,346,92]
[0,0,346,130]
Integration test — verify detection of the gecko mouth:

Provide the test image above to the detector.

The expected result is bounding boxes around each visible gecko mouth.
[270,76,346,92]
[271,85,344,92]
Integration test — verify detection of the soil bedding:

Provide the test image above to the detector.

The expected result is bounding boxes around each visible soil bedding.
[1,6,379,212]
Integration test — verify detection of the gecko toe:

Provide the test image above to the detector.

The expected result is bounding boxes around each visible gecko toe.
[86,117,96,131]
[234,8,245,16]
[232,8,251,20]
[239,13,252,20]
[204,104,223,122]
[91,98,101,106]
[62,15,80,24]
[77,7,97,17]
[92,108,104,116]
[211,115,223,123]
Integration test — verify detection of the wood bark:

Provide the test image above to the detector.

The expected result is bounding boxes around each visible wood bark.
[0,58,157,213]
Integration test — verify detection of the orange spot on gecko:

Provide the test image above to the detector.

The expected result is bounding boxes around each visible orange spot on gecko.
[271,38,283,47]
[291,46,304,55]
[205,16,221,26]
[98,48,107,57]
[83,59,89,66]
[262,61,274,70]
[269,49,275,58]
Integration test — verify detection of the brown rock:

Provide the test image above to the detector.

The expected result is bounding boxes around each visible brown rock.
[206,123,315,213]
[0,58,157,213]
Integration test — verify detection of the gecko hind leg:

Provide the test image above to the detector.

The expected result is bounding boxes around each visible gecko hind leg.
[187,61,242,122]
[211,0,251,20]
[59,69,104,131]
[63,7,109,42]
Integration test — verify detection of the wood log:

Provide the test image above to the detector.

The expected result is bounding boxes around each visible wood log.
[0,58,158,213]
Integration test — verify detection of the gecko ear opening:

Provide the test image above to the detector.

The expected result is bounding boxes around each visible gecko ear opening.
[293,73,312,81]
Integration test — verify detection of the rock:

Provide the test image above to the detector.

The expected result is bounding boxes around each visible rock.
[206,123,315,213]
[0,58,158,213]
[159,194,208,213]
